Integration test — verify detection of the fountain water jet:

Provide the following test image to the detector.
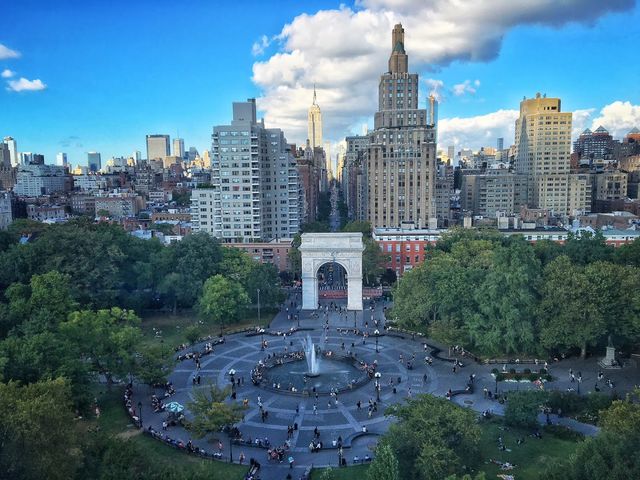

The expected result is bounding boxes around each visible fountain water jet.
[302,334,320,377]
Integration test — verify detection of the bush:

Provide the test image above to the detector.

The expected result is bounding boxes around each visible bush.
[509,368,516,374]
[491,368,499,375]
[524,368,531,374]
[539,368,547,374]
[528,373,539,382]
[543,424,585,441]
[184,325,201,345]
[514,374,522,382]
[505,390,548,428]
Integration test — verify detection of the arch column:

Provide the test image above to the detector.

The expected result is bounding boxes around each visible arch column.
[347,273,363,311]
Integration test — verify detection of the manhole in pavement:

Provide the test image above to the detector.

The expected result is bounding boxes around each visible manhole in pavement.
[463,400,473,405]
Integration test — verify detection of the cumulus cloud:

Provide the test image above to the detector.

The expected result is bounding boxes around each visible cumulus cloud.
[452,79,480,96]
[252,0,632,144]
[0,43,20,60]
[6,77,47,92]
[438,109,519,149]
[590,101,640,138]
[1,69,15,78]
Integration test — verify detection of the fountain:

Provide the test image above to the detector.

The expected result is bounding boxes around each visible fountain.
[302,334,320,377]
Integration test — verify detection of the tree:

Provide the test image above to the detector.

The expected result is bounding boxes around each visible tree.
[198,274,249,332]
[59,307,142,385]
[367,443,399,480]
[469,241,540,355]
[504,390,547,428]
[363,237,387,286]
[0,378,81,480]
[342,220,373,237]
[384,395,481,480]
[187,384,245,438]
[564,230,613,265]
[135,344,167,385]
[539,258,640,358]
[319,468,337,480]
[599,388,640,436]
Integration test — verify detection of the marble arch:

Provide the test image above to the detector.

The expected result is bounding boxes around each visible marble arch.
[299,233,364,311]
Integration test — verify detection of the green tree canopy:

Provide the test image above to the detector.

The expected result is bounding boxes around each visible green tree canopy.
[384,395,481,480]
[367,443,400,480]
[187,384,245,438]
[198,274,249,331]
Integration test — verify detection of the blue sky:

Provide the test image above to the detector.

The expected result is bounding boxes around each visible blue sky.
[1,0,639,166]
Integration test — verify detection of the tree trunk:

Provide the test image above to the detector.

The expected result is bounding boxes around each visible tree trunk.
[581,342,587,359]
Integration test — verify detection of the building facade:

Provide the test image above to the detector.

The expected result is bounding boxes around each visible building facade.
[191,99,301,242]
[308,87,323,149]
[14,164,69,197]
[146,134,170,160]
[367,24,438,229]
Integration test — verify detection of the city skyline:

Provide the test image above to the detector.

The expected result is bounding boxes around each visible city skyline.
[1,0,639,164]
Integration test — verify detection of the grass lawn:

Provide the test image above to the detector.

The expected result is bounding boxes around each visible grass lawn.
[311,419,581,480]
[139,309,276,358]
[477,418,581,480]
[92,385,248,479]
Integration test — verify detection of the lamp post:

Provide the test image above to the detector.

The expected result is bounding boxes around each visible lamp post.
[257,288,261,326]
[374,372,382,402]
[260,328,265,350]
[577,376,582,394]
[353,310,356,329]
[374,329,380,353]
[137,401,143,428]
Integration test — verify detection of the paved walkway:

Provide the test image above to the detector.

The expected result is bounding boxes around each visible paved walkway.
[129,294,638,479]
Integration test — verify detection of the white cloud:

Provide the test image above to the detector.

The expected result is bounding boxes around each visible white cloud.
[424,78,445,101]
[590,101,640,138]
[0,43,20,60]
[252,35,271,56]
[6,77,47,92]
[1,69,15,78]
[438,109,518,149]
[251,0,632,144]
[452,79,480,96]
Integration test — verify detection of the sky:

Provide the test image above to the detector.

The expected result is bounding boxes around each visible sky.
[1,0,640,167]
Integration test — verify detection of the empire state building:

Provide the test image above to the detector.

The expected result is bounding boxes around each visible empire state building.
[308,86,323,149]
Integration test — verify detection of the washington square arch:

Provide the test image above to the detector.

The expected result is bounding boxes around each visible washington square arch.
[299,232,365,311]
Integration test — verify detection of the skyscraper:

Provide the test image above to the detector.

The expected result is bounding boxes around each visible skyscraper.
[173,138,185,159]
[367,24,437,228]
[497,137,504,151]
[514,93,585,215]
[3,137,18,167]
[146,134,170,160]
[87,152,101,172]
[191,99,301,242]
[56,152,68,167]
[308,86,323,149]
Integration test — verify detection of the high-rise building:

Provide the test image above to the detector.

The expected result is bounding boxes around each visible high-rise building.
[0,143,10,168]
[573,126,616,162]
[146,134,170,160]
[191,99,301,242]
[308,86,323,149]
[173,138,185,159]
[3,137,18,167]
[497,137,504,151]
[344,135,370,221]
[87,152,101,172]
[367,24,437,229]
[56,152,68,167]
[514,93,575,214]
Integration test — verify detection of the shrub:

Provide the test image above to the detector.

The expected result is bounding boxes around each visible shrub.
[184,325,201,345]
[514,374,522,382]
[524,368,532,374]
[509,368,516,374]
[505,390,549,428]
[528,373,539,382]
[539,368,547,374]
[491,368,499,375]
[543,424,585,441]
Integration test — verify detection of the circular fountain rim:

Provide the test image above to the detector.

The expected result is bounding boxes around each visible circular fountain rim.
[251,352,372,396]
